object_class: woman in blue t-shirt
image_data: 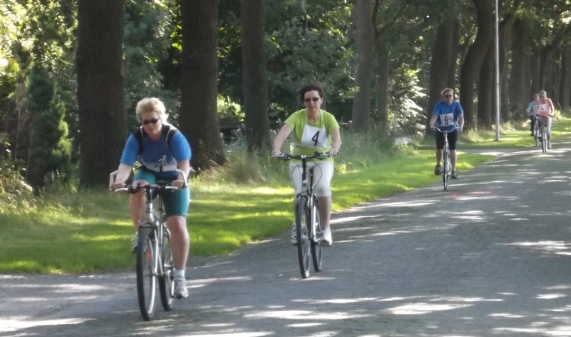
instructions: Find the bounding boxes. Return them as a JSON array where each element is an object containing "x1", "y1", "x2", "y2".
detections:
[
  {"x1": 111, "y1": 97, "x2": 192, "y2": 299},
  {"x1": 428, "y1": 88, "x2": 464, "y2": 179}
]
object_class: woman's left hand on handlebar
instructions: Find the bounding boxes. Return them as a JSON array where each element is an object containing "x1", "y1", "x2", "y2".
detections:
[{"x1": 329, "y1": 147, "x2": 340, "y2": 156}]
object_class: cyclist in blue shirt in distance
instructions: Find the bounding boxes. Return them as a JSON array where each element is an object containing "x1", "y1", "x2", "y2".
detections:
[
  {"x1": 526, "y1": 94, "x2": 539, "y2": 136},
  {"x1": 428, "y1": 88, "x2": 464, "y2": 179}
]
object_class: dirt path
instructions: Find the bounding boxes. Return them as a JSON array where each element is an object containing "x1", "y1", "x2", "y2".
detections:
[{"x1": 3, "y1": 142, "x2": 571, "y2": 336}]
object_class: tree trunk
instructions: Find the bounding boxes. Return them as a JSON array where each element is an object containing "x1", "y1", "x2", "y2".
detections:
[
  {"x1": 559, "y1": 46, "x2": 571, "y2": 110},
  {"x1": 509, "y1": 19, "x2": 530, "y2": 120},
  {"x1": 551, "y1": 49, "x2": 561, "y2": 107},
  {"x1": 539, "y1": 46, "x2": 553, "y2": 92},
  {"x1": 180, "y1": 0, "x2": 226, "y2": 170},
  {"x1": 499, "y1": 16, "x2": 515, "y2": 123},
  {"x1": 478, "y1": 44, "x2": 494, "y2": 129},
  {"x1": 241, "y1": 0, "x2": 270, "y2": 153},
  {"x1": 351, "y1": 0, "x2": 375, "y2": 132},
  {"x1": 448, "y1": 19, "x2": 461, "y2": 88},
  {"x1": 530, "y1": 49, "x2": 541, "y2": 97},
  {"x1": 427, "y1": 20, "x2": 455, "y2": 133},
  {"x1": 375, "y1": 40, "x2": 389, "y2": 132},
  {"x1": 459, "y1": 0, "x2": 494, "y2": 130},
  {"x1": 76, "y1": 0, "x2": 126, "y2": 187}
]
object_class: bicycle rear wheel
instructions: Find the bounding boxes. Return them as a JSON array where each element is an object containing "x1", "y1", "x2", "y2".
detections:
[
  {"x1": 158, "y1": 225, "x2": 174, "y2": 311},
  {"x1": 136, "y1": 227, "x2": 157, "y2": 321},
  {"x1": 542, "y1": 128, "x2": 547, "y2": 153},
  {"x1": 310, "y1": 197, "x2": 323, "y2": 272},
  {"x1": 295, "y1": 197, "x2": 310, "y2": 279}
]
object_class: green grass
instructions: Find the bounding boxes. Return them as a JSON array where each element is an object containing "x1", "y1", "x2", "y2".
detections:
[{"x1": 8, "y1": 117, "x2": 571, "y2": 274}]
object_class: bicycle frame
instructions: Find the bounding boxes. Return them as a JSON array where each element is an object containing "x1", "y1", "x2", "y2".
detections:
[
  {"x1": 109, "y1": 168, "x2": 187, "y2": 320},
  {"x1": 278, "y1": 152, "x2": 329, "y2": 278},
  {"x1": 434, "y1": 127, "x2": 458, "y2": 191}
]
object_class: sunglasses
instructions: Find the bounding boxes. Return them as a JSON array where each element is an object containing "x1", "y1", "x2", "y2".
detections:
[
  {"x1": 142, "y1": 118, "x2": 159, "y2": 125},
  {"x1": 304, "y1": 97, "x2": 320, "y2": 103},
  {"x1": 444, "y1": 95, "x2": 453, "y2": 98}
]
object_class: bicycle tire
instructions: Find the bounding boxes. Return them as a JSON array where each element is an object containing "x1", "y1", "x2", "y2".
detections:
[
  {"x1": 295, "y1": 197, "x2": 310, "y2": 279},
  {"x1": 542, "y1": 128, "x2": 547, "y2": 153},
  {"x1": 442, "y1": 150, "x2": 449, "y2": 191},
  {"x1": 310, "y1": 196, "x2": 323, "y2": 272},
  {"x1": 534, "y1": 128, "x2": 538, "y2": 147},
  {"x1": 158, "y1": 225, "x2": 174, "y2": 311},
  {"x1": 136, "y1": 227, "x2": 157, "y2": 321}
]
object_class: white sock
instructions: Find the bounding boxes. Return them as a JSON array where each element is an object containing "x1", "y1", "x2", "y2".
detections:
[{"x1": 173, "y1": 269, "x2": 185, "y2": 280}]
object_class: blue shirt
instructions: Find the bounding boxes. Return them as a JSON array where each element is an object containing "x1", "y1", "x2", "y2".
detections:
[
  {"x1": 526, "y1": 101, "x2": 536, "y2": 116},
  {"x1": 120, "y1": 129, "x2": 191, "y2": 180},
  {"x1": 433, "y1": 100, "x2": 463, "y2": 132}
]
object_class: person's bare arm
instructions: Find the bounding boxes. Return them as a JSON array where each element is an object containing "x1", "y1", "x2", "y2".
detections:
[
  {"x1": 330, "y1": 128, "x2": 341, "y2": 156},
  {"x1": 429, "y1": 115, "x2": 438, "y2": 129},
  {"x1": 111, "y1": 163, "x2": 132, "y2": 190},
  {"x1": 272, "y1": 124, "x2": 293, "y2": 157}
]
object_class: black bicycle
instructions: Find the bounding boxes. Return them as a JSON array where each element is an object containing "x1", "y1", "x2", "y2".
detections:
[
  {"x1": 110, "y1": 170, "x2": 186, "y2": 321},
  {"x1": 434, "y1": 127, "x2": 458, "y2": 191},
  {"x1": 277, "y1": 152, "x2": 329, "y2": 279}
]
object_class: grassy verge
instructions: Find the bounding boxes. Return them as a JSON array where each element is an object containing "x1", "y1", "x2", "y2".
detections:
[{"x1": 11, "y1": 115, "x2": 571, "y2": 275}]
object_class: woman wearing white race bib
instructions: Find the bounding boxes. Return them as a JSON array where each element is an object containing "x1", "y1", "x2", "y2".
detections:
[
  {"x1": 536, "y1": 90, "x2": 555, "y2": 149},
  {"x1": 429, "y1": 88, "x2": 464, "y2": 179},
  {"x1": 272, "y1": 82, "x2": 342, "y2": 246}
]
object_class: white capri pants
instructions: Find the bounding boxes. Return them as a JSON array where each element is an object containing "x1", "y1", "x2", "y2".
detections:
[{"x1": 289, "y1": 161, "x2": 334, "y2": 197}]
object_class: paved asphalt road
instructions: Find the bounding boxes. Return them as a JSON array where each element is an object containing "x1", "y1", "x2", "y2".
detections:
[{"x1": 3, "y1": 143, "x2": 571, "y2": 337}]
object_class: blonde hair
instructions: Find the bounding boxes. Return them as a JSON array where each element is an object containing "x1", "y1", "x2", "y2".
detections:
[
  {"x1": 539, "y1": 90, "x2": 547, "y2": 97},
  {"x1": 135, "y1": 97, "x2": 168, "y2": 122},
  {"x1": 441, "y1": 88, "x2": 454, "y2": 97}
]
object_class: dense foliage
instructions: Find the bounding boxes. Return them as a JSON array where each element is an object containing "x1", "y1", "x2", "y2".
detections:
[{"x1": 0, "y1": 0, "x2": 570, "y2": 191}]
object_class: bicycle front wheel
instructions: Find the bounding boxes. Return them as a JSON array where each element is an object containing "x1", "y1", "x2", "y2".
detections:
[
  {"x1": 442, "y1": 151, "x2": 449, "y2": 191},
  {"x1": 534, "y1": 128, "x2": 538, "y2": 147},
  {"x1": 136, "y1": 227, "x2": 157, "y2": 321},
  {"x1": 310, "y1": 197, "x2": 323, "y2": 272},
  {"x1": 295, "y1": 197, "x2": 310, "y2": 279},
  {"x1": 542, "y1": 129, "x2": 547, "y2": 153},
  {"x1": 158, "y1": 225, "x2": 174, "y2": 311}
]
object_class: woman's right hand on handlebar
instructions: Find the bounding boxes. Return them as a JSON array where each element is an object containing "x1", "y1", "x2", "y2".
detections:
[{"x1": 111, "y1": 181, "x2": 125, "y2": 191}]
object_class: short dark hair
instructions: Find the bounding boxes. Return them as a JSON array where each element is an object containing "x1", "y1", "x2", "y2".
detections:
[{"x1": 299, "y1": 82, "x2": 324, "y2": 102}]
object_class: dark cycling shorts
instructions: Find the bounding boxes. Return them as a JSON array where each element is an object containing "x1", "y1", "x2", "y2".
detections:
[
  {"x1": 134, "y1": 168, "x2": 190, "y2": 218},
  {"x1": 435, "y1": 129, "x2": 459, "y2": 150}
]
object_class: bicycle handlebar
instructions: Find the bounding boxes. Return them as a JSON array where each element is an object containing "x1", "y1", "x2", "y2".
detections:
[
  {"x1": 276, "y1": 152, "x2": 331, "y2": 160},
  {"x1": 433, "y1": 126, "x2": 460, "y2": 134},
  {"x1": 109, "y1": 168, "x2": 188, "y2": 191},
  {"x1": 113, "y1": 182, "x2": 179, "y2": 194}
]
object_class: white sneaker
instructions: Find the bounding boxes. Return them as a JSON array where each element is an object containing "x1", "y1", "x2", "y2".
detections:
[
  {"x1": 174, "y1": 278, "x2": 188, "y2": 299},
  {"x1": 548, "y1": 142, "x2": 552, "y2": 149},
  {"x1": 291, "y1": 222, "x2": 297, "y2": 245},
  {"x1": 322, "y1": 227, "x2": 332, "y2": 246}
]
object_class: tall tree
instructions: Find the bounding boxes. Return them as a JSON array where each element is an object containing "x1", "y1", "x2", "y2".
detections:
[
  {"x1": 26, "y1": 66, "x2": 71, "y2": 196},
  {"x1": 180, "y1": 0, "x2": 225, "y2": 170},
  {"x1": 427, "y1": 19, "x2": 456, "y2": 132},
  {"x1": 241, "y1": 0, "x2": 270, "y2": 153},
  {"x1": 351, "y1": 0, "x2": 375, "y2": 132},
  {"x1": 509, "y1": 19, "x2": 531, "y2": 119},
  {"x1": 76, "y1": 0, "x2": 126, "y2": 187},
  {"x1": 459, "y1": 0, "x2": 493, "y2": 130}
]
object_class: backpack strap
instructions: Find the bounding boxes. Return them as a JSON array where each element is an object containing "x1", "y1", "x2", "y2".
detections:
[
  {"x1": 134, "y1": 126, "x2": 144, "y2": 155},
  {"x1": 163, "y1": 124, "x2": 178, "y2": 152},
  {"x1": 134, "y1": 124, "x2": 178, "y2": 156}
]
